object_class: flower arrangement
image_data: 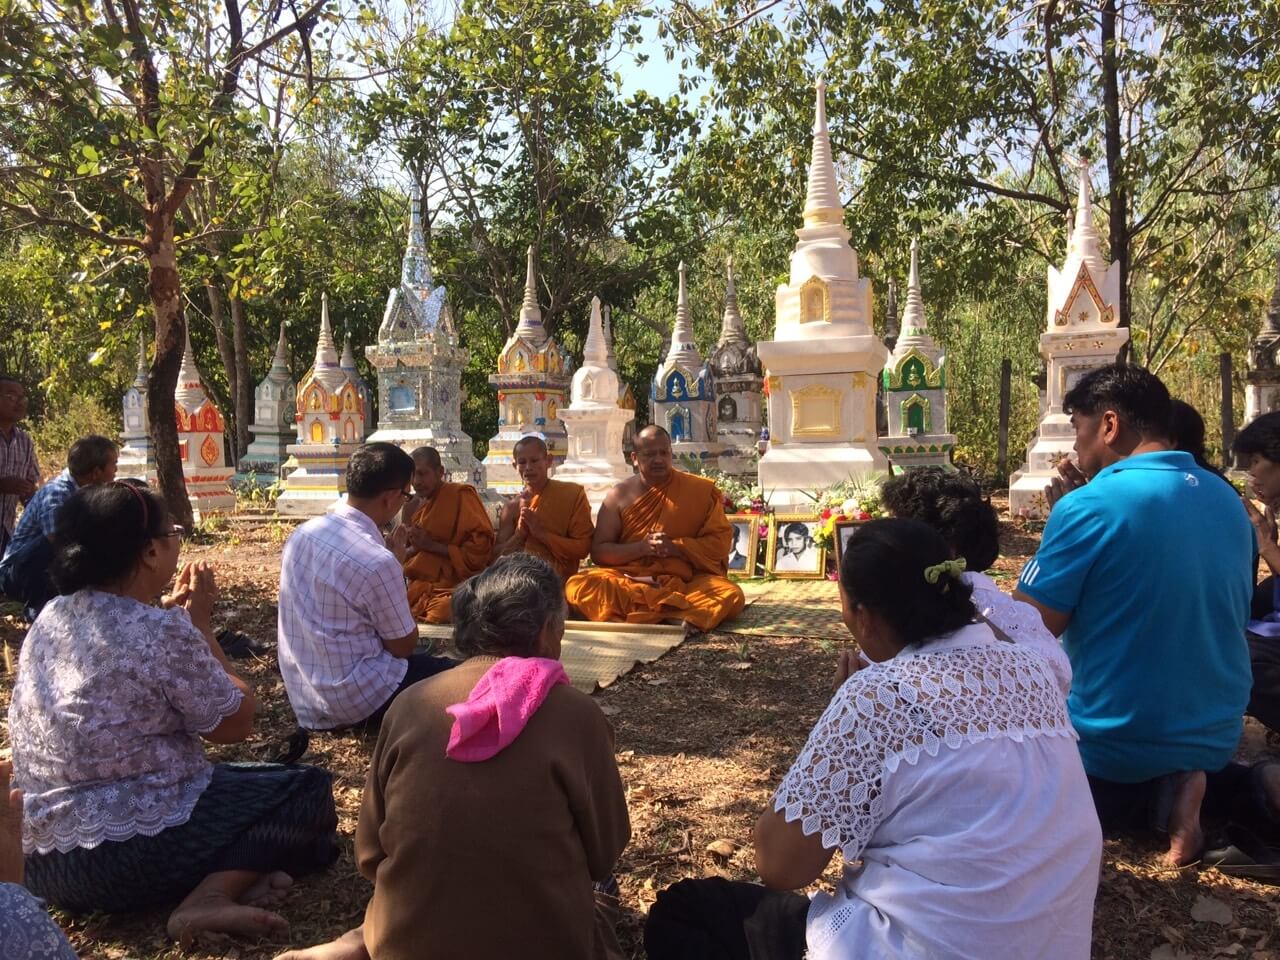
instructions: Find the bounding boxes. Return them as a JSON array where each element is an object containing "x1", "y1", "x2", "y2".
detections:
[{"x1": 809, "y1": 477, "x2": 886, "y2": 550}]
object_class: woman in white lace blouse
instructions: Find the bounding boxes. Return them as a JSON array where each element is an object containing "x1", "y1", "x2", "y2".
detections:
[
  {"x1": 8, "y1": 482, "x2": 338, "y2": 947},
  {"x1": 645, "y1": 518, "x2": 1101, "y2": 960}
]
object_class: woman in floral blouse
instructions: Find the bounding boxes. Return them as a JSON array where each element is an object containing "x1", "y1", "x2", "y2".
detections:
[{"x1": 8, "y1": 482, "x2": 337, "y2": 946}]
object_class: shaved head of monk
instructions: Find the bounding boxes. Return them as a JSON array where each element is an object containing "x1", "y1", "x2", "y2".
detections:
[
  {"x1": 410, "y1": 446, "x2": 447, "y2": 498},
  {"x1": 513, "y1": 435, "x2": 551, "y2": 492},
  {"x1": 633, "y1": 425, "x2": 674, "y2": 484}
]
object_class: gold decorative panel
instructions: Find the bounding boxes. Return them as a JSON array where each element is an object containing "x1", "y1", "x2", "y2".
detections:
[
  {"x1": 790, "y1": 384, "x2": 843, "y2": 439},
  {"x1": 799, "y1": 276, "x2": 830, "y2": 324}
]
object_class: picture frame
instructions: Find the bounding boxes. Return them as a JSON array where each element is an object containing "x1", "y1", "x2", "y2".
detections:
[
  {"x1": 833, "y1": 518, "x2": 869, "y2": 576},
  {"x1": 724, "y1": 513, "x2": 762, "y2": 579},
  {"x1": 766, "y1": 513, "x2": 827, "y2": 579}
]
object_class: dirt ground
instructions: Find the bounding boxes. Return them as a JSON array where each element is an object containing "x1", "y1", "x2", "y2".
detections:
[{"x1": 1, "y1": 506, "x2": 1278, "y2": 959}]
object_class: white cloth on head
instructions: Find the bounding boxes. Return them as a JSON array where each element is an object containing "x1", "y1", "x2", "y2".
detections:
[
  {"x1": 774, "y1": 622, "x2": 1100, "y2": 960},
  {"x1": 8, "y1": 590, "x2": 243, "y2": 854},
  {"x1": 277, "y1": 502, "x2": 417, "y2": 729}
]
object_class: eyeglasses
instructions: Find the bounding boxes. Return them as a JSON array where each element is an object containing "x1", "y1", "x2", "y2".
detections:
[
  {"x1": 387, "y1": 488, "x2": 412, "y2": 500},
  {"x1": 161, "y1": 525, "x2": 184, "y2": 538}
]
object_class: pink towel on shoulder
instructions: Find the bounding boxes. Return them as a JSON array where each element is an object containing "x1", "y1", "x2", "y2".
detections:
[{"x1": 445, "y1": 657, "x2": 569, "y2": 762}]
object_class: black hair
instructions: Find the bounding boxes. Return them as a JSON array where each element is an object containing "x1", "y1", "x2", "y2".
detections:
[
  {"x1": 1234, "y1": 411, "x2": 1280, "y2": 465},
  {"x1": 0, "y1": 376, "x2": 23, "y2": 390},
  {"x1": 67, "y1": 435, "x2": 118, "y2": 478},
  {"x1": 1167, "y1": 398, "x2": 1223, "y2": 476},
  {"x1": 880, "y1": 467, "x2": 1000, "y2": 571},
  {"x1": 1062, "y1": 363, "x2": 1172, "y2": 439},
  {"x1": 782, "y1": 521, "x2": 809, "y2": 541},
  {"x1": 50, "y1": 482, "x2": 170, "y2": 594},
  {"x1": 346, "y1": 442, "x2": 415, "y2": 498},
  {"x1": 451, "y1": 554, "x2": 566, "y2": 658},
  {"x1": 839, "y1": 518, "x2": 975, "y2": 647}
]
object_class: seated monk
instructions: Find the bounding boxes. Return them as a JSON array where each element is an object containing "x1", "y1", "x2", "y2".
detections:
[
  {"x1": 401, "y1": 447, "x2": 494, "y2": 623},
  {"x1": 565, "y1": 425, "x2": 744, "y2": 634},
  {"x1": 494, "y1": 435, "x2": 593, "y2": 581}
]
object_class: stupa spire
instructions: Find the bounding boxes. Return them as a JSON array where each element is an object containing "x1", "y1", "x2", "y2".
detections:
[
  {"x1": 802, "y1": 78, "x2": 843, "y2": 228},
  {"x1": 584, "y1": 296, "x2": 609, "y2": 365},
  {"x1": 340, "y1": 334, "x2": 358, "y2": 371},
  {"x1": 718, "y1": 256, "x2": 748, "y2": 346},
  {"x1": 1265, "y1": 254, "x2": 1280, "y2": 335},
  {"x1": 884, "y1": 278, "x2": 900, "y2": 347},
  {"x1": 515, "y1": 245, "x2": 547, "y2": 341},
  {"x1": 132, "y1": 333, "x2": 148, "y2": 388},
  {"x1": 316, "y1": 293, "x2": 339, "y2": 368},
  {"x1": 269, "y1": 321, "x2": 289, "y2": 375},
  {"x1": 666, "y1": 261, "x2": 700, "y2": 362},
  {"x1": 901, "y1": 238, "x2": 928, "y2": 337},
  {"x1": 401, "y1": 183, "x2": 434, "y2": 289},
  {"x1": 175, "y1": 322, "x2": 207, "y2": 409},
  {"x1": 1068, "y1": 159, "x2": 1107, "y2": 275}
]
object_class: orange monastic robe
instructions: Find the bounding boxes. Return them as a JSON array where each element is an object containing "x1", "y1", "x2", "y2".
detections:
[
  {"x1": 403, "y1": 483, "x2": 495, "y2": 623},
  {"x1": 565, "y1": 470, "x2": 745, "y2": 632},
  {"x1": 520, "y1": 479, "x2": 594, "y2": 581}
]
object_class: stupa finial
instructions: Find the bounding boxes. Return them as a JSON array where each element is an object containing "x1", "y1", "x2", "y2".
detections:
[
  {"x1": 1068, "y1": 158, "x2": 1106, "y2": 275},
  {"x1": 584, "y1": 296, "x2": 609, "y2": 364},
  {"x1": 515, "y1": 245, "x2": 546, "y2": 340},
  {"x1": 401, "y1": 182, "x2": 434, "y2": 289},
  {"x1": 132, "y1": 333, "x2": 148, "y2": 387},
  {"x1": 718, "y1": 255, "x2": 747, "y2": 346},
  {"x1": 802, "y1": 77, "x2": 843, "y2": 228},
  {"x1": 316, "y1": 293, "x2": 339, "y2": 367},
  {"x1": 271, "y1": 321, "x2": 289, "y2": 371},
  {"x1": 901, "y1": 238, "x2": 928, "y2": 336}
]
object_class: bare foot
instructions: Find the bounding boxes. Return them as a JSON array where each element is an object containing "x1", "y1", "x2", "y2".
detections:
[
  {"x1": 1165, "y1": 770, "x2": 1206, "y2": 867},
  {"x1": 241, "y1": 871, "x2": 293, "y2": 908},
  {"x1": 274, "y1": 926, "x2": 368, "y2": 960},
  {"x1": 167, "y1": 894, "x2": 289, "y2": 948},
  {"x1": 0, "y1": 760, "x2": 24, "y2": 885}
]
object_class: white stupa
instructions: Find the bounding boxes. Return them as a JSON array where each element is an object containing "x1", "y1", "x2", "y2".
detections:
[
  {"x1": 756, "y1": 78, "x2": 887, "y2": 500},
  {"x1": 879, "y1": 239, "x2": 956, "y2": 471},
  {"x1": 650, "y1": 262, "x2": 722, "y2": 467},
  {"x1": 1009, "y1": 160, "x2": 1128, "y2": 517},
  {"x1": 236, "y1": 321, "x2": 296, "y2": 487},
  {"x1": 557, "y1": 297, "x2": 636, "y2": 516},
  {"x1": 117, "y1": 334, "x2": 153, "y2": 480}
]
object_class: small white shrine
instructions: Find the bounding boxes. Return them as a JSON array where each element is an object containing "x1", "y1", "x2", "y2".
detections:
[
  {"x1": 557, "y1": 297, "x2": 636, "y2": 516},
  {"x1": 709, "y1": 258, "x2": 763, "y2": 477},
  {"x1": 236, "y1": 321, "x2": 296, "y2": 488},
  {"x1": 756, "y1": 78, "x2": 886, "y2": 501},
  {"x1": 277, "y1": 295, "x2": 366, "y2": 516},
  {"x1": 1009, "y1": 160, "x2": 1129, "y2": 517},
  {"x1": 483, "y1": 246, "x2": 571, "y2": 492},
  {"x1": 365, "y1": 186, "x2": 485, "y2": 487},
  {"x1": 879, "y1": 239, "x2": 956, "y2": 472},
  {"x1": 174, "y1": 328, "x2": 235, "y2": 517},
  {"x1": 1244, "y1": 256, "x2": 1280, "y2": 426},
  {"x1": 117, "y1": 335, "x2": 153, "y2": 480},
  {"x1": 650, "y1": 262, "x2": 722, "y2": 467},
  {"x1": 340, "y1": 335, "x2": 374, "y2": 440}
]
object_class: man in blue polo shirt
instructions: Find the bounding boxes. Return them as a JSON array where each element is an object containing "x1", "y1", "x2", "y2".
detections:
[{"x1": 1014, "y1": 364, "x2": 1254, "y2": 866}]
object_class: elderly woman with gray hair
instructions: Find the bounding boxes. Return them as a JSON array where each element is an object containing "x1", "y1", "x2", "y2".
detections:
[{"x1": 276, "y1": 554, "x2": 631, "y2": 960}]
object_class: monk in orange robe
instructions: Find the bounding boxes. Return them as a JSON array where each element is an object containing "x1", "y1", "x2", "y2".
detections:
[
  {"x1": 494, "y1": 436, "x2": 593, "y2": 581},
  {"x1": 565, "y1": 425, "x2": 745, "y2": 634},
  {"x1": 401, "y1": 447, "x2": 494, "y2": 623}
]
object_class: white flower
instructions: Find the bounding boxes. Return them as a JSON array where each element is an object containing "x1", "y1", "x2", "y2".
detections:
[{"x1": 841, "y1": 498, "x2": 860, "y2": 515}]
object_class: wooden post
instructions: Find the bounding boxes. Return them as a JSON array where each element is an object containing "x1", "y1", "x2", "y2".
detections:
[
  {"x1": 997, "y1": 358, "x2": 1013, "y2": 478},
  {"x1": 1220, "y1": 352, "x2": 1235, "y2": 471}
]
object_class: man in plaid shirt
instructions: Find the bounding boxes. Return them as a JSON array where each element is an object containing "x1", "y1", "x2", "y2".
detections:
[{"x1": 0, "y1": 377, "x2": 39, "y2": 557}]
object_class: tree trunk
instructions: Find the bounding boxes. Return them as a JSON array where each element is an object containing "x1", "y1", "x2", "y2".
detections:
[
  {"x1": 1101, "y1": 0, "x2": 1129, "y2": 333},
  {"x1": 230, "y1": 294, "x2": 252, "y2": 461},
  {"x1": 145, "y1": 214, "x2": 195, "y2": 530},
  {"x1": 204, "y1": 280, "x2": 240, "y2": 466}
]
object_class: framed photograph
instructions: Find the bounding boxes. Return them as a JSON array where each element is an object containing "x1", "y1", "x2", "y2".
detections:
[
  {"x1": 766, "y1": 513, "x2": 827, "y2": 579},
  {"x1": 725, "y1": 514, "x2": 762, "y2": 579},
  {"x1": 833, "y1": 519, "x2": 869, "y2": 576}
]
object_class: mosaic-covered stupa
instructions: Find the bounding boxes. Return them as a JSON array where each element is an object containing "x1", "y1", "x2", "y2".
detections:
[
  {"x1": 117, "y1": 334, "x2": 153, "y2": 480},
  {"x1": 651, "y1": 262, "x2": 722, "y2": 467},
  {"x1": 235, "y1": 321, "x2": 296, "y2": 487},
  {"x1": 708, "y1": 257, "x2": 763, "y2": 477}
]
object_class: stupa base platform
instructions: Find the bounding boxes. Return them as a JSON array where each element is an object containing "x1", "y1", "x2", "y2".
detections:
[{"x1": 758, "y1": 443, "x2": 887, "y2": 504}]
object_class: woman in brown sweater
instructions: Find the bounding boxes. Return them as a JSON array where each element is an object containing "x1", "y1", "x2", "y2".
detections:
[{"x1": 277, "y1": 554, "x2": 631, "y2": 960}]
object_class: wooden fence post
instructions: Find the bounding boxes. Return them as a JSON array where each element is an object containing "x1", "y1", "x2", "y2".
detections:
[
  {"x1": 997, "y1": 358, "x2": 1013, "y2": 479},
  {"x1": 1220, "y1": 352, "x2": 1235, "y2": 471}
]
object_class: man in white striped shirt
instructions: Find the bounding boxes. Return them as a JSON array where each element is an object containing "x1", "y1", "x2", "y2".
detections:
[{"x1": 278, "y1": 443, "x2": 455, "y2": 730}]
